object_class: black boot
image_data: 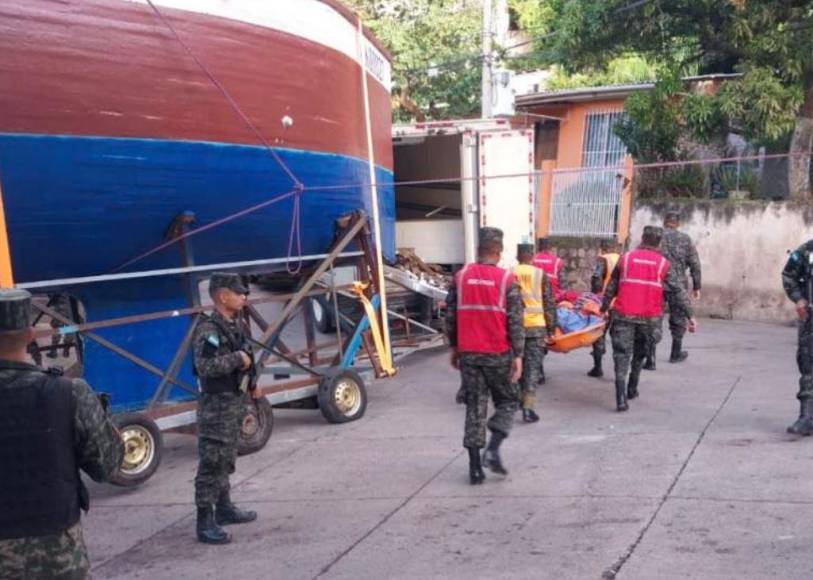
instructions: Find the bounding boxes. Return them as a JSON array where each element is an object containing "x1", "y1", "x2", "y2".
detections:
[
  {"x1": 455, "y1": 385, "x2": 465, "y2": 405},
  {"x1": 787, "y1": 398, "x2": 813, "y2": 436},
  {"x1": 468, "y1": 447, "x2": 485, "y2": 485},
  {"x1": 615, "y1": 379, "x2": 628, "y2": 412},
  {"x1": 197, "y1": 506, "x2": 231, "y2": 544},
  {"x1": 627, "y1": 372, "x2": 640, "y2": 400},
  {"x1": 587, "y1": 353, "x2": 603, "y2": 378},
  {"x1": 215, "y1": 493, "x2": 258, "y2": 526},
  {"x1": 522, "y1": 408, "x2": 540, "y2": 423},
  {"x1": 669, "y1": 338, "x2": 688, "y2": 363},
  {"x1": 483, "y1": 430, "x2": 508, "y2": 475},
  {"x1": 643, "y1": 347, "x2": 656, "y2": 371}
]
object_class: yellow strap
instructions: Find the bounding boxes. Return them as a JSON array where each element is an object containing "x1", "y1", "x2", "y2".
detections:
[{"x1": 352, "y1": 282, "x2": 395, "y2": 377}]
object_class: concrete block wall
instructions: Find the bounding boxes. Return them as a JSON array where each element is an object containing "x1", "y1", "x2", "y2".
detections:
[{"x1": 631, "y1": 201, "x2": 813, "y2": 323}]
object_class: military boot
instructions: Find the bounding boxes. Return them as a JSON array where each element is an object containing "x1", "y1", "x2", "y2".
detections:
[
  {"x1": 615, "y1": 378, "x2": 628, "y2": 412},
  {"x1": 669, "y1": 338, "x2": 688, "y2": 363},
  {"x1": 643, "y1": 347, "x2": 656, "y2": 371},
  {"x1": 215, "y1": 492, "x2": 258, "y2": 526},
  {"x1": 587, "y1": 353, "x2": 603, "y2": 378},
  {"x1": 627, "y1": 372, "x2": 640, "y2": 400},
  {"x1": 197, "y1": 506, "x2": 231, "y2": 544},
  {"x1": 787, "y1": 398, "x2": 813, "y2": 436},
  {"x1": 483, "y1": 430, "x2": 508, "y2": 475},
  {"x1": 522, "y1": 408, "x2": 540, "y2": 423},
  {"x1": 468, "y1": 447, "x2": 485, "y2": 485}
]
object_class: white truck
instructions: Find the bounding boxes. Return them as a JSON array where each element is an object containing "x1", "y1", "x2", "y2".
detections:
[{"x1": 392, "y1": 118, "x2": 536, "y2": 270}]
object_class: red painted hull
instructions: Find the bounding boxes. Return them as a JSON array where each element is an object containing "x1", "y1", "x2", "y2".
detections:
[{"x1": 0, "y1": 0, "x2": 393, "y2": 168}]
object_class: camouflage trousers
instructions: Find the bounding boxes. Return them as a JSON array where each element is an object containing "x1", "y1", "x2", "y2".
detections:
[
  {"x1": 797, "y1": 320, "x2": 813, "y2": 401},
  {"x1": 611, "y1": 318, "x2": 662, "y2": 382},
  {"x1": 195, "y1": 391, "x2": 245, "y2": 508},
  {"x1": 665, "y1": 281, "x2": 689, "y2": 341},
  {"x1": 519, "y1": 331, "x2": 546, "y2": 410},
  {"x1": 0, "y1": 522, "x2": 89, "y2": 580},
  {"x1": 461, "y1": 359, "x2": 519, "y2": 449}
]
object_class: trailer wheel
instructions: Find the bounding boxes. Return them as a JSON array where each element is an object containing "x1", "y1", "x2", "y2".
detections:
[
  {"x1": 318, "y1": 369, "x2": 367, "y2": 424},
  {"x1": 237, "y1": 396, "x2": 274, "y2": 456},
  {"x1": 110, "y1": 413, "x2": 163, "y2": 487},
  {"x1": 312, "y1": 295, "x2": 335, "y2": 334}
]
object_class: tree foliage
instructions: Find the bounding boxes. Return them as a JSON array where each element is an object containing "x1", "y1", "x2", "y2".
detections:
[
  {"x1": 544, "y1": 0, "x2": 813, "y2": 168},
  {"x1": 346, "y1": 0, "x2": 483, "y2": 122}
]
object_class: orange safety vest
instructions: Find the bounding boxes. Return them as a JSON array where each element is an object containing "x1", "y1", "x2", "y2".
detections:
[{"x1": 600, "y1": 252, "x2": 621, "y2": 293}]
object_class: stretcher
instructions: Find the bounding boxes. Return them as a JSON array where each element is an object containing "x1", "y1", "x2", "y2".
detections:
[{"x1": 547, "y1": 321, "x2": 607, "y2": 354}]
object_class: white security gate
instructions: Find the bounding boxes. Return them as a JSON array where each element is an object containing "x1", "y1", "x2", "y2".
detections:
[{"x1": 548, "y1": 166, "x2": 625, "y2": 238}]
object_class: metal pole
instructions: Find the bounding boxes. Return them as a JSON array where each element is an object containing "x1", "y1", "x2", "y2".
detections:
[
  {"x1": 331, "y1": 260, "x2": 344, "y2": 360},
  {"x1": 481, "y1": 0, "x2": 493, "y2": 119},
  {"x1": 357, "y1": 17, "x2": 392, "y2": 370}
]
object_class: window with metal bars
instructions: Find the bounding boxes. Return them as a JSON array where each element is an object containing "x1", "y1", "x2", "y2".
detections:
[{"x1": 582, "y1": 110, "x2": 627, "y2": 167}]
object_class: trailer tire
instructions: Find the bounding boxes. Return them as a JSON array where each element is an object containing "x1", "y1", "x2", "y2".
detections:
[
  {"x1": 237, "y1": 396, "x2": 274, "y2": 456},
  {"x1": 318, "y1": 369, "x2": 367, "y2": 424},
  {"x1": 110, "y1": 413, "x2": 163, "y2": 487},
  {"x1": 312, "y1": 295, "x2": 335, "y2": 334}
]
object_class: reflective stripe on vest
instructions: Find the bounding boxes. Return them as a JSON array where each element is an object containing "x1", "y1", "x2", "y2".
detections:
[
  {"x1": 513, "y1": 264, "x2": 546, "y2": 328},
  {"x1": 533, "y1": 252, "x2": 562, "y2": 295},
  {"x1": 456, "y1": 263, "x2": 513, "y2": 354},
  {"x1": 601, "y1": 252, "x2": 621, "y2": 293},
  {"x1": 614, "y1": 249, "x2": 669, "y2": 318}
]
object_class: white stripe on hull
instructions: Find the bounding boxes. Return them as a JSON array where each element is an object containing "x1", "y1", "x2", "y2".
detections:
[{"x1": 121, "y1": 0, "x2": 392, "y2": 89}]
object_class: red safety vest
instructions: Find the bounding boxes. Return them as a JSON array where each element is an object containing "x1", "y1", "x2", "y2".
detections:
[
  {"x1": 532, "y1": 252, "x2": 564, "y2": 295},
  {"x1": 614, "y1": 249, "x2": 670, "y2": 318},
  {"x1": 455, "y1": 263, "x2": 514, "y2": 354}
]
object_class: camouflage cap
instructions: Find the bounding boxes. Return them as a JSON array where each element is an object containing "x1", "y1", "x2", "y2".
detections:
[
  {"x1": 517, "y1": 243, "x2": 535, "y2": 254},
  {"x1": 209, "y1": 272, "x2": 249, "y2": 296},
  {"x1": 0, "y1": 288, "x2": 32, "y2": 332},
  {"x1": 479, "y1": 227, "x2": 504, "y2": 244}
]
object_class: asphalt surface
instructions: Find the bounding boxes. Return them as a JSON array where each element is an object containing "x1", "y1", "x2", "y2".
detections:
[{"x1": 84, "y1": 318, "x2": 813, "y2": 580}]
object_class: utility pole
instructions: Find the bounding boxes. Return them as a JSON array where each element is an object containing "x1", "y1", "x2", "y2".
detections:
[{"x1": 481, "y1": 0, "x2": 493, "y2": 118}]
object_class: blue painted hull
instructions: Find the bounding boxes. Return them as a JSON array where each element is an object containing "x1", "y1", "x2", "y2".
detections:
[{"x1": 0, "y1": 134, "x2": 395, "y2": 411}]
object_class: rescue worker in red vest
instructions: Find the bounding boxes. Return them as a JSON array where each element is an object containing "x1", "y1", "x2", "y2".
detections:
[
  {"x1": 602, "y1": 226, "x2": 696, "y2": 411},
  {"x1": 533, "y1": 238, "x2": 565, "y2": 298},
  {"x1": 513, "y1": 243, "x2": 558, "y2": 422},
  {"x1": 587, "y1": 239, "x2": 622, "y2": 378},
  {"x1": 446, "y1": 227, "x2": 525, "y2": 484}
]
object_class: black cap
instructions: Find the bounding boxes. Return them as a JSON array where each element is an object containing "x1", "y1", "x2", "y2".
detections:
[
  {"x1": 209, "y1": 273, "x2": 249, "y2": 296},
  {"x1": 517, "y1": 243, "x2": 535, "y2": 253},
  {"x1": 0, "y1": 288, "x2": 32, "y2": 332}
]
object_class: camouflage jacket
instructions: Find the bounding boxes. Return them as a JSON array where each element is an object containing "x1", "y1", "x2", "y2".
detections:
[
  {"x1": 445, "y1": 263, "x2": 525, "y2": 365},
  {"x1": 661, "y1": 227, "x2": 702, "y2": 290},
  {"x1": 0, "y1": 361, "x2": 123, "y2": 579},
  {"x1": 193, "y1": 310, "x2": 252, "y2": 381},
  {"x1": 782, "y1": 240, "x2": 813, "y2": 304},
  {"x1": 603, "y1": 247, "x2": 693, "y2": 324}
]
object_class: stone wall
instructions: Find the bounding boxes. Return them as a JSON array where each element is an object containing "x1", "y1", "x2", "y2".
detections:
[
  {"x1": 631, "y1": 201, "x2": 813, "y2": 323},
  {"x1": 546, "y1": 237, "x2": 606, "y2": 293}
]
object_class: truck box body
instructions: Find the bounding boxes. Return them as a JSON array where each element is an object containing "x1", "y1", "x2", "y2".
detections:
[{"x1": 393, "y1": 119, "x2": 535, "y2": 269}]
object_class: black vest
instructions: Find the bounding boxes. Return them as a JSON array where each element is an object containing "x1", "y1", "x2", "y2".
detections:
[
  {"x1": 0, "y1": 369, "x2": 84, "y2": 539},
  {"x1": 196, "y1": 315, "x2": 247, "y2": 394}
]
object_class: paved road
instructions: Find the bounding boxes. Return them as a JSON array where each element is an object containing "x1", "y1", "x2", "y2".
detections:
[{"x1": 85, "y1": 319, "x2": 813, "y2": 579}]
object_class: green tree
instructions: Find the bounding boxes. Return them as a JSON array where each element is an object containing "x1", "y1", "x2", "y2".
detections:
[
  {"x1": 546, "y1": 0, "x2": 813, "y2": 198},
  {"x1": 347, "y1": 0, "x2": 483, "y2": 122}
]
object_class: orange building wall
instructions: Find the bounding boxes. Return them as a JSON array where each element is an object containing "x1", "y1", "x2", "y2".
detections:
[{"x1": 553, "y1": 98, "x2": 626, "y2": 168}]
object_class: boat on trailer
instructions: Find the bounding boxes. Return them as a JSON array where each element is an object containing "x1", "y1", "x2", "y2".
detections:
[{"x1": 0, "y1": 0, "x2": 415, "y2": 484}]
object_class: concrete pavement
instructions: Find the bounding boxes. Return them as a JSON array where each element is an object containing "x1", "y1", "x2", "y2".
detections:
[{"x1": 85, "y1": 319, "x2": 813, "y2": 579}]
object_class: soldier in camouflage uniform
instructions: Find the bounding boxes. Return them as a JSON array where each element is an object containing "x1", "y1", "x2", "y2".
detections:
[
  {"x1": 0, "y1": 289, "x2": 123, "y2": 580},
  {"x1": 645, "y1": 212, "x2": 702, "y2": 368},
  {"x1": 513, "y1": 243, "x2": 558, "y2": 423},
  {"x1": 603, "y1": 227, "x2": 695, "y2": 411},
  {"x1": 193, "y1": 273, "x2": 259, "y2": 545},
  {"x1": 588, "y1": 239, "x2": 621, "y2": 378},
  {"x1": 446, "y1": 228, "x2": 525, "y2": 484},
  {"x1": 782, "y1": 240, "x2": 813, "y2": 436}
]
